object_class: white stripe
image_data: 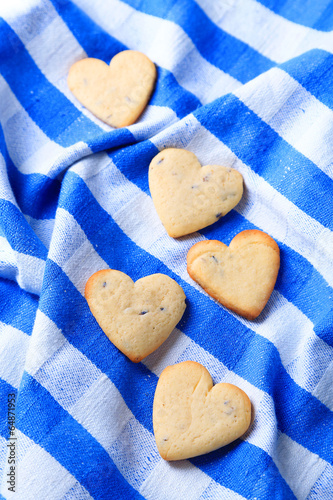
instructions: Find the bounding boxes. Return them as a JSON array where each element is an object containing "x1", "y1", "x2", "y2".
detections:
[
  {"x1": 199, "y1": 479, "x2": 246, "y2": 500},
  {"x1": 60, "y1": 482, "x2": 93, "y2": 500},
  {"x1": 69, "y1": 374, "x2": 133, "y2": 450},
  {"x1": 195, "y1": 0, "x2": 333, "y2": 64},
  {"x1": 12, "y1": 251, "x2": 45, "y2": 296},
  {"x1": 0, "y1": 0, "x2": 50, "y2": 28},
  {"x1": 72, "y1": 0, "x2": 240, "y2": 103},
  {"x1": 149, "y1": 115, "x2": 333, "y2": 287},
  {"x1": 24, "y1": 215, "x2": 55, "y2": 250},
  {"x1": 0, "y1": 237, "x2": 18, "y2": 282},
  {"x1": 307, "y1": 463, "x2": 333, "y2": 499},
  {"x1": 0, "y1": 435, "x2": 8, "y2": 475},
  {"x1": 233, "y1": 67, "x2": 333, "y2": 178},
  {"x1": 142, "y1": 327, "x2": 191, "y2": 377},
  {"x1": 0, "y1": 75, "x2": 65, "y2": 177},
  {"x1": 272, "y1": 432, "x2": 327, "y2": 500},
  {"x1": 0, "y1": 236, "x2": 45, "y2": 296},
  {"x1": 128, "y1": 105, "x2": 179, "y2": 142},
  {"x1": 107, "y1": 415, "x2": 161, "y2": 490},
  {"x1": 0, "y1": 322, "x2": 29, "y2": 389}
]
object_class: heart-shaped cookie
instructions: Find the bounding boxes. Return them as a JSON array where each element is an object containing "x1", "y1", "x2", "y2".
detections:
[
  {"x1": 148, "y1": 148, "x2": 243, "y2": 238},
  {"x1": 153, "y1": 361, "x2": 251, "y2": 461},
  {"x1": 187, "y1": 230, "x2": 280, "y2": 320},
  {"x1": 68, "y1": 50, "x2": 156, "y2": 128},
  {"x1": 85, "y1": 270, "x2": 186, "y2": 362}
]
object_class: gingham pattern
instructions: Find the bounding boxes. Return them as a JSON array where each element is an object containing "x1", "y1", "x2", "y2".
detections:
[{"x1": 0, "y1": 0, "x2": 332, "y2": 499}]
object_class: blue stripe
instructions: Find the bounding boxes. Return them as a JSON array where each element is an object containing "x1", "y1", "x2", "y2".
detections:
[
  {"x1": 50, "y1": 0, "x2": 201, "y2": 117},
  {"x1": 17, "y1": 373, "x2": 145, "y2": 500},
  {"x1": 0, "y1": 199, "x2": 47, "y2": 260},
  {"x1": 0, "y1": 125, "x2": 59, "y2": 220},
  {"x1": 50, "y1": 0, "x2": 127, "y2": 63},
  {"x1": 194, "y1": 93, "x2": 333, "y2": 230},
  {"x1": 53, "y1": 173, "x2": 333, "y2": 464},
  {"x1": 108, "y1": 141, "x2": 333, "y2": 328},
  {"x1": 0, "y1": 278, "x2": 38, "y2": 335},
  {"x1": 256, "y1": 0, "x2": 333, "y2": 32},
  {"x1": 121, "y1": 0, "x2": 274, "y2": 83},
  {"x1": 38, "y1": 261, "x2": 293, "y2": 498},
  {"x1": 192, "y1": 440, "x2": 296, "y2": 499},
  {"x1": 280, "y1": 50, "x2": 333, "y2": 111}
]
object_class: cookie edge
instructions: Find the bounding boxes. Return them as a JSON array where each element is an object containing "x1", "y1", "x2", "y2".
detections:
[{"x1": 187, "y1": 231, "x2": 280, "y2": 320}]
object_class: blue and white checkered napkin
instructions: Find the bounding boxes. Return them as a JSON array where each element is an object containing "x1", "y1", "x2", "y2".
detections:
[{"x1": 0, "y1": 0, "x2": 332, "y2": 498}]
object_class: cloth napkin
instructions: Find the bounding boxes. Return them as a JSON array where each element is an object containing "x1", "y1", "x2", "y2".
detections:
[{"x1": 0, "y1": 0, "x2": 332, "y2": 499}]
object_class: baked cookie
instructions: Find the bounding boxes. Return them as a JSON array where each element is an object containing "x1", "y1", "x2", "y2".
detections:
[
  {"x1": 187, "y1": 230, "x2": 280, "y2": 320},
  {"x1": 85, "y1": 270, "x2": 186, "y2": 362},
  {"x1": 68, "y1": 50, "x2": 156, "y2": 128},
  {"x1": 148, "y1": 148, "x2": 243, "y2": 238},
  {"x1": 153, "y1": 361, "x2": 251, "y2": 461}
]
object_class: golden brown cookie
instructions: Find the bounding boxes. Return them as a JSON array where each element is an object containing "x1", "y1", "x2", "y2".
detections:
[
  {"x1": 153, "y1": 361, "x2": 251, "y2": 461},
  {"x1": 148, "y1": 148, "x2": 243, "y2": 238},
  {"x1": 85, "y1": 270, "x2": 186, "y2": 362},
  {"x1": 187, "y1": 230, "x2": 280, "y2": 320},
  {"x1": 68, "y1": 50, "x2": 156, "y2": 128}
]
